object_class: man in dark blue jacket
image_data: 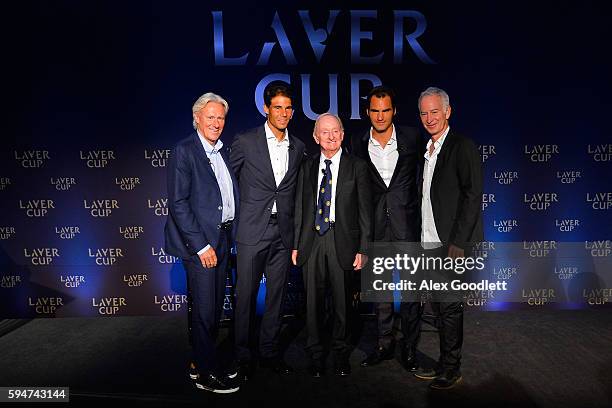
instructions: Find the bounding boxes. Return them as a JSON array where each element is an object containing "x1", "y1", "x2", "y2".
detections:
[{"x1": 165, "y1": 92, "x2": 240, "y2": 394}]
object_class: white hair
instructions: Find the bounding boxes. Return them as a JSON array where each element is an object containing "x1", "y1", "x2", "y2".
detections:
[
  {"x1": 418, "y1": 87, "x2": 450, "y2": 111},
  {"x1": 192, "y1": 92, "x2": 229, "y2": 129}
]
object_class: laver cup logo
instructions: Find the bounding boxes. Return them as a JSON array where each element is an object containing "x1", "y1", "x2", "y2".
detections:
[
  {"x1": 473, "y1": 241, "x2": 495, "y2": 258},
  {"x1": 24, "y1": 248, "x2": 60, "y2": 265},
  {"x1": 478, "y1": 144, "x2": 496, "y2": 163},
  {"x1": 482, "y1": 193, "x2": 495, "y2": 211},
  {"x1": 554, "y1": 266, "x2": 578, "y2": 280},
  {"x1": 465, "y1": 290, "x2": 494, "y2": 307},
  {"x1": 555, "y1": 219, "x2": 580, "y2": 232},
  {"x1": 55, "y1": 226, "x2": 80, "y2": 239},
  {"x1": 151, "y1": 247, "x2": 180, "y2": 264},
  {"x1": 123, "y1": 274, "x2": 148, "y2": 287},
  {"x1": 493, "y1": 265, "x2": 517, "y2": 280},
  {"x1": 524, "y1": 144, "x2": 559, "y2": 162},
  {"x1": 84, "y1": 199, "x2": 118, "y2": 217},
  {"x1": 92, "y1": 297, "x2": 126, "y2": 315},
  {"x1": 588, "y1": 144, "x2": 612, "y2": 161},
  {"x1": 88, "y1": 247, "x2": 124, "y2": 265},
  {"x1": 147, "y1": 198, "x2": 168, "y2": 216},
  {"x1": 14, "y1": 150, "x2": 50, "y2": 168},
  {"x1": 493, "y1": 171, "x2": 517, "y2": 185},
  {"x1": 523, "y1": 240, "x2": 556, "y2": 257},
  {"x1": 583, "y1": 289, "x2": 611, "y2": 305},
  {"x1": 19, "y1": 199, "x2": 54, "y2": 217},
  {"x1": 60, "y1": 275, "x2": 85, "y2": 288},
  {"x1": 524, "y1": 193, "x2": 558, "y2": 211},
  {"x1": 115, "y1": 177, "x2": 141, "y2": 191},
  {"x1": 0, "y1": 177, "x2": 11, "y2": 190},
  {"x1": 1, "y1": 275, "x2": 21, "y2": 288},
  {"x1": 556, "y1": 171, "x2": 581, "y2": 184},
  {"x1": 0, "y1": 226, "x2": 15, "y2": 240},
  {"x1": 154, "y1": 294, "x2": 188, "y2": 312},
  {"x1": 28, "y1": 297, "x2": 64, "y2": 315},
  {"x1": 119, "y1": 226, "x2": 144, "y2": 239},
  {"x1": 493, "y1": 219, "x2": 517, "y2": 233},
  {"x1": 50, "y1": 177, "x2": 77, "y2": 191},
  {"x1": 522, "y1": 288, "x2": 556, "y2": 306},
  {"x1": 80, "y1": 150, "x2": 115, "y2": 168},
  {"x1": 585, "y1": 240, "x2": 611, "y2": 257},
  {"x1": 145, "y1": 149, "x2": 171, "y2": 167},
  {"x1": 586, "y1": 192, "x2": 612, "y2": 210}
]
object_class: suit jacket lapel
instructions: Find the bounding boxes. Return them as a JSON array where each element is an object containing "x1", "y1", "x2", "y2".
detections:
[
  {"x1": 388, "y1": 129, "x2": 407, "y2": 187},
  {"x1": 432, "y1": 130, "x2": 456, "y2": 185},
  {"x1": 335, "y1": 150, "x2": 349, "y2": 198},
  {"x1": 192, "y1": 133, "x2": 216, "y2": 180},
  {"x1": 256, "y1": 125, "x2": 277, "y2": 188},
  {"x1": 310, "y1": 153, "x2": 320, "y2": 201}
]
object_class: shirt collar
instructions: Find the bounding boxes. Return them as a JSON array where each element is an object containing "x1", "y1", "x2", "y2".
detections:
[
  {"x1": 264, "y1": 121, "x2": 289, "y2": 144},
  {"x1": 426, "y1": 126, "x2": 450, "y2": 151},
  {"x1": 368, "y1": 124, "x2": 397, "y2": 147},
  {"x1": 197, "y1": 130, "x2": 223, "y2": 154},
  {"x1": 319, "y1": 148, "x2": 342, "y2": 168}
]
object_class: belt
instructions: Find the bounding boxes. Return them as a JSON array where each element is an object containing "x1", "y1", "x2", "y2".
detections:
[{"x1": 219, "y1": 220, "x2": 233, "y2": 230}]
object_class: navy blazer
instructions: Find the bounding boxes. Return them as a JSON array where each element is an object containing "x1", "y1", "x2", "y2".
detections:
[
  {"x1": 164, "y1": 133, "x2": 239, "y2": 259},
  {"x1": 230, "y1": 125, "x2": 305, "y2": 248}
]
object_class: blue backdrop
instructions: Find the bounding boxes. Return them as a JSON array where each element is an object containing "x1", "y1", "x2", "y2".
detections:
[{"x1": 1, "y1": 1, "x2": 611, "y2": 317}]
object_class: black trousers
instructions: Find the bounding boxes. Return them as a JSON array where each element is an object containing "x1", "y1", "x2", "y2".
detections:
[
  {"x1": 182, "y1": 228, "x2": 230, "y2": 375},
  {"x1": 372, "y1": 224, "x2": 401, "y2": 350},
  {"x1": 399, "y1": 246, "x2": 464, "y2": 370},
  {"x1": 303, "y1": 228, "x2": 352, "y2": 363},
  {"x1": 234, "y1": 220, "x2": 290, "y2": 362}
]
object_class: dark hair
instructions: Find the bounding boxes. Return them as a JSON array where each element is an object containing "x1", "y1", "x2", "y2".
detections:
[
  {"x1": 367, "y1": 85, "x2": 396, "y2": 109},
  {"x1": 263, "y1": 81, "x2": 293, "y2": 107}
]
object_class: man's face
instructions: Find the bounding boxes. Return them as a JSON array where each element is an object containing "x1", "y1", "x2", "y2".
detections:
[
  {"x1": 194, "y1": 102, "x2": 226, "y2": 145},
  {"x1": 314, "y1": 115, "x2": 344, "y2": 157},
  {"x1": 264, "y1": 95, "x2": 293, "y2": 134},
  {"x1": 368, "y1": 95, "x2": 395, "y2": 134},
  {"x1": 419, "y1": 95, "x2": 451, "y2": 139}
]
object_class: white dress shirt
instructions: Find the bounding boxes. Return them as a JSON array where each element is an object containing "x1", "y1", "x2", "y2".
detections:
[
  {"x1": 368, "y1": 125, "x2": 398, "y2": 187},
  {"x1": 421, "y1": 126, "x2": 450, "y2": 249},
  {"x1": 197, "y1": 131, "x2": 235, "y2": 254},
  {"x1": 264, "y1": 121, "x2": 290, "y2": 214},
  {"x1": 316, "y1": 148, "x2": 342, "y2": 222}
]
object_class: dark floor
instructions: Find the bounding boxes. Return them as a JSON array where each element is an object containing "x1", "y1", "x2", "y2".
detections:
[{"x1": 0, "y1": 309, "x2": 611, "y2": 408}]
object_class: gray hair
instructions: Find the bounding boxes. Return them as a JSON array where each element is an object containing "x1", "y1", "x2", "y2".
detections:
[
  {"x1": 313, "y1": 112, "x2": 344, "y2": 136},
  {"x1": 192, "y1": 92, "x2": 229, "y2": 129},
  {"x1": 418, "y1": 87, "x2": 450, "y2": 111}
]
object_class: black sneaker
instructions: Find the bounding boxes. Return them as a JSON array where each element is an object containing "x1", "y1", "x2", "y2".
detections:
[
  {"x1": 195, "y1": 374, "x2": 240, "y2": 394},
  {"x1": 414, "y1": 367, "x2": 441, "y2": 380},
  {"x1": 429, "y1": 369, "x2": 462, "y2": 390}
]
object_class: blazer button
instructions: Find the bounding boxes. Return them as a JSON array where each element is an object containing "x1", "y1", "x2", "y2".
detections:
[
  {"x1": 218, "y1": 206, "x2": 222, "y2": 210},
  {"x1": 217, "y1": 224, "x2": 221, "y2": 229}
]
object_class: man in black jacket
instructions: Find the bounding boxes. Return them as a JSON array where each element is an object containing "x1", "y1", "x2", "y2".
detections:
[
  {"x1": 292, "y1": 113, "x2": 372, "y2": 377},
  {"x1": 407, "y1": 86, "x2": 483, "y2": 389},
  {"x1": 350, "y1": 86, "x2": 422, "y2": 369}
]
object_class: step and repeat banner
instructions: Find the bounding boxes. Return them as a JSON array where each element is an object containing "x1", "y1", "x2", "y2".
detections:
[{"x1": 1, "y1": 2, "x2": 611, "y2": 317}]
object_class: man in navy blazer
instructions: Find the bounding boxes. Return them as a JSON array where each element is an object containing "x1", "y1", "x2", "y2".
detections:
[
  {"x1": 230, "y1": 81, "x2": 305, "y2": 377},
  {"x1": 165, "y1": 92, "x2": 240, "y2": 394}
]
